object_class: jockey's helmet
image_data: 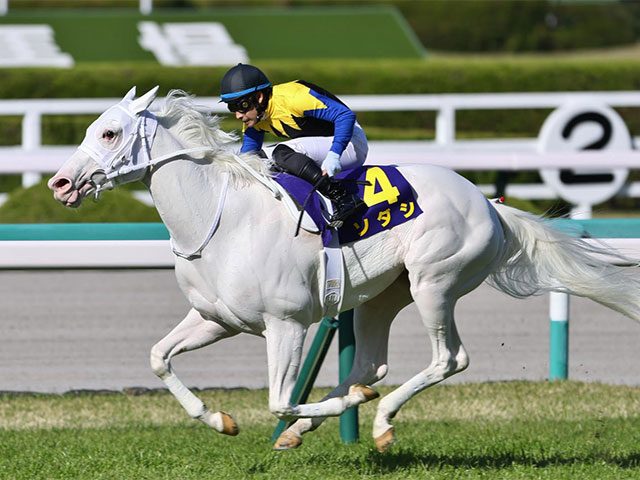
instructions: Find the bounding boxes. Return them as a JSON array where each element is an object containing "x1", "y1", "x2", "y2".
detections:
[{"x1": 220, "y1": 64, "x2": 271, "y2": 113}]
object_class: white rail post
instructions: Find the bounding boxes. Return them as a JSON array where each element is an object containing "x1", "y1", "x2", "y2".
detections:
[
  {"x1": 0, "y1": 0, "x2": 7, "y2": 15},
  {"x1": 435, "y1": 105, "x2": 455, "y2": 146},
  {"x1": 21, "y1": 110, "x2": 42, "y2": 188},
  {"x1": 140, "y1": 0, "x2": 152, "y2": 15}
]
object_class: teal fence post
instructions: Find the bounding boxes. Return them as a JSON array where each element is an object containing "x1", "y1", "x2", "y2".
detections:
[
  {"x1": 549, "y1": 292, "x2": 569, "y2": 380},
  {"x1": 270, "y1": 317, "x2": 339, "y2": 442},
  {"x1": 338, "y1": 310, "x2": 358, "y2": 443}
]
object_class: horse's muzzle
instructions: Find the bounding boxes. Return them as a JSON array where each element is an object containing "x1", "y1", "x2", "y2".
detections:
[{"x1": 48, "y1": 175, "x2": 82, "y2": 207}]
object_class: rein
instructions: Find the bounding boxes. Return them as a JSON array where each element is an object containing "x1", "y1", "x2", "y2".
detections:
[{"x1": 169, "y1": 154, "x2": 279, "y2": 259}]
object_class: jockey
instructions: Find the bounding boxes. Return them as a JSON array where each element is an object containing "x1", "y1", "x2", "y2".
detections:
[{"x1": 219, "y1": 63, "x2": 368, "y2": 228}]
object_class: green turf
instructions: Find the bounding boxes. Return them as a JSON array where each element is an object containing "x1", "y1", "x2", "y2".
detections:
[
  {"x1": 1, "y1": 382, "x2": 640, "y2": 479},
  {"x1": 0, "y1": 6, "x2": 424, "y2": 63}
]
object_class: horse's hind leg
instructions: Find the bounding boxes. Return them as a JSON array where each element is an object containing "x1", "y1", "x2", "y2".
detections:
[
  {"x1": 150, "y1": 307, "x2": 240, "y2": 435},
  {"x1": 373, "y1": 285, "x2": 468, "y2": 452},
  {"x1": 275, "y1": 275, "x2": 412, "y2": 450}
]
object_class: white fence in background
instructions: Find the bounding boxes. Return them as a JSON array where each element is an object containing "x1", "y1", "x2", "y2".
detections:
[
  {"x1": 0, "y1": 89, "x2": 636, "y2": 214},
  {"x1": 3, "y1": 91, "x2": 640, "y2": 201}
]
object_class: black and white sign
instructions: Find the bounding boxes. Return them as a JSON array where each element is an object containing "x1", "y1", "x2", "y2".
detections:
[{"x1": 538, "y1": 102, "x2": 632, "y2": 206}]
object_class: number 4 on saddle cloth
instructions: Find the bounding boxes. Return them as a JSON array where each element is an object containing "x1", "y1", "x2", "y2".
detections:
[{"x1": 274, "y1": 165, "x2": 423, "y2": 246}]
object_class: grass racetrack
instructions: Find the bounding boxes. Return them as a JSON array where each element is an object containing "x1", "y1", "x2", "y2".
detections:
[{"x1": 2, "y1": 382, "x2": 640, "y2": 479}]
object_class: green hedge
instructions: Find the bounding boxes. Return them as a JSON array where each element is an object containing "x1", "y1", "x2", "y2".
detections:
[
  {"x1": 1, "y1": 58, "x2": 639, "y2": 145},
  {"x1": 4, "y1": 58, "x2": 640, "y2": 99},
  {"x1": 0, "y1": 181, "x2": 161, "y2": 223}
]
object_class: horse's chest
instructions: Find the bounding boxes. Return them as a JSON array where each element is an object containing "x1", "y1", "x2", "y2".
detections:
[{"x1": 174, "y1": 262, "x2": 264, "y2": 334}]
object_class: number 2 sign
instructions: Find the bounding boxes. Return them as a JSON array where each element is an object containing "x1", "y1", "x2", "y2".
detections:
[{"x1": 538, "y1": 102, "x2": 632, "y2": 206}]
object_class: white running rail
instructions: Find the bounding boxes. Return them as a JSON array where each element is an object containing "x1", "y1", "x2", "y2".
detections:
[{"x1": 3, "y1": 91, "x2": 640, "y2": 186}]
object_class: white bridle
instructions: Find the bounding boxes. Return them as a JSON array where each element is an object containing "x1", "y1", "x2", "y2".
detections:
[
  {"x1": 76, "y1": 86, "x2": 278, "y2": 259},
  {"x1": 78, "y1": 107, "x2": 157, "y2": 182},
  {"x1": 78, "y1": 86, "x2": 219, "y2": 194}
]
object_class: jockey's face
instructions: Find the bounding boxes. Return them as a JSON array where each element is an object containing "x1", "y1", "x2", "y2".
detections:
[
  {"x1": 234, "y1": 92, "x2": 265, "y2": 128},
  {"x1": 235, "y1": 105, "x2": 259, "y2": 127}
]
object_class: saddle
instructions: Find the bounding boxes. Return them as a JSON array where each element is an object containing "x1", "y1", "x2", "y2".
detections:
[{"x1": 273, "y1": 165, "x2": 422, "y2": 247}]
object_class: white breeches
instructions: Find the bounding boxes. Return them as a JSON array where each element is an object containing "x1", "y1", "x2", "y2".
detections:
[{"x1": 264, "y1": 123, "x2": 368, "y2": 170}]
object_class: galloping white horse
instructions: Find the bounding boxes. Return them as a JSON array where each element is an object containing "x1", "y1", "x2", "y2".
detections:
[{"x1": 48, "y1": 87, "x2": 640, "y2": 452}]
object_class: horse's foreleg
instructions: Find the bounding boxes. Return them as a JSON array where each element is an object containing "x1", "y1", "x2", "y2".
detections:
[
  {"x1": 264, "y1": 316, "x2": 374, "y2": 424},
  {"x1": 263, "y1": 316, "x2": 308, "y2": 420},
  {"x1": 274, "y1": 313, "x2": 391, "y2": 450},
  {"x1": 373, "y1": 287, "x2": 468, "y2": 452},
  {"x1": 150, "y1": 307, "x2": 239, "y2": 435},
  {"x1": 276, "y1": 276, "x2": 411, "y2": 450}
]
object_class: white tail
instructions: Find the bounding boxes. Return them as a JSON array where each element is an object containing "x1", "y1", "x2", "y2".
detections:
[{"x1": 488, "y1": 201, "x2": 640, "y2": 322}]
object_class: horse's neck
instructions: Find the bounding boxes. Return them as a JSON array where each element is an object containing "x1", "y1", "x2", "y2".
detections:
[{"x1": 146, "y1": 128, "x2": 223, "y2": 252}]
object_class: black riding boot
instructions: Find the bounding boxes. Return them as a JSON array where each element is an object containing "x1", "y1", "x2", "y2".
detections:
[
  {"x1": 315, "y1": 175, "x2": 367, "y2": 228},
  {"x1": 272, "y1": 144, "x2": 366, "y2": 228}
]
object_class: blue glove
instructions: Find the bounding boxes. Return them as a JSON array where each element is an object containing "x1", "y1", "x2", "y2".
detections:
[{"x1": 321, "y1": 151, "x2": 342, "y2": 177}]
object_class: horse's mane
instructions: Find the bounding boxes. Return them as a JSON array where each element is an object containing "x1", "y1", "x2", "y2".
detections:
[{"x1": 153, "y1": 89, "x2": 273, "y2": 186}]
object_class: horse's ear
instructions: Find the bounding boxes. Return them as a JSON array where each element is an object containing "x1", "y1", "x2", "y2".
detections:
[
  {"x1": 123, "y1": 86, "x2": 137, "y2": 102},
  {"x1": 129, "y1": 86, "x2": 159, "y2": 115}
]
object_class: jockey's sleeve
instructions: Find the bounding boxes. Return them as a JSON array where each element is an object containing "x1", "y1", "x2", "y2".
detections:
[
  {"x1": 304, "y1": 93, "x2": 356, "y2": 156},
  {"x1": 240, "y1": 127, "x2": 265, "y2": 153}
]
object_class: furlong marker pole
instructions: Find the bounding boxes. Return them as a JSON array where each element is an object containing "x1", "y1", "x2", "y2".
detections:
[
  {"x1": 338, "y1": 310, "x2": 358, "y2": 443},
  {"x1": 548, "y1": 209, "x2": 585, "y2": 381},
  {"x1": 549, "y1": 292, "x2": 569, "y2": 380}
]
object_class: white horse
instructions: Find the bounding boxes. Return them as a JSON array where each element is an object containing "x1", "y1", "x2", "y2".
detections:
[{"x1": 48, "y1": 87, "x2": 640, "y2": 452}]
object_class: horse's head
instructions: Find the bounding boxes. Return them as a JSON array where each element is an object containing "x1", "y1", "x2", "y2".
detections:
[{"x1": 48, "y1": 86, "x2": 159, "y2": 207}]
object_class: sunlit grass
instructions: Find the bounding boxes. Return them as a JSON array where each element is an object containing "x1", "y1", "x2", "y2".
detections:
[
  {"x1": 1, "y1": 382, "x2": 640, "y2": 479},
  {"x1": 4, "y1": 382, "x2": 639, "y2": 431}
]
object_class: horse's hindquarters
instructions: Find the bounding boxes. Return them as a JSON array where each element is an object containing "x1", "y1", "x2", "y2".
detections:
[{"x1": 396, "y1": 164, "x2": 505, "y2": 297}]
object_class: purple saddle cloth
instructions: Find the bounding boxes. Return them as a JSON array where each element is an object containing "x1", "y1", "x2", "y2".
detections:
[{"x1": 274, "y1": 165, "x2": 422, "y2": 247}]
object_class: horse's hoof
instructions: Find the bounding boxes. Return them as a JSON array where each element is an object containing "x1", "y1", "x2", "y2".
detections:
[
  {"x1": 218, "y1": 411, "x2": 239, "y2": 436},
  {"x1": 274, "y1": 431, "x2": 303, "y2": 451},
  {"x1": 350, "y1": 383, "x2": 380, "y2": 402},
  {"x1": 374, "y1": 427, "x2": 395, "y2": 453}
]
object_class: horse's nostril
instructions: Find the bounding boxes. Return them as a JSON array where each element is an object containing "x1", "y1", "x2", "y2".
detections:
[{"x1": 51, "y1": 177, "x2": 71, "y2": 193}]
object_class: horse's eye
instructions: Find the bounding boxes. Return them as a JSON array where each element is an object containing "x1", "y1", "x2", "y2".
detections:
[{"x1": 103, "y1": 130, "x2": 115, "y2": 140}]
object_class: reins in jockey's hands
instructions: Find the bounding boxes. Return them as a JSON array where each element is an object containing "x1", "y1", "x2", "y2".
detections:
[
  {"x1": 321, "y1": 151, "x2": 342, "y2": 177},
  {"x1": 270, "y1": 144, "x2": 366, "y2": 230}
]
